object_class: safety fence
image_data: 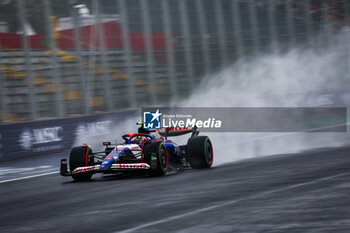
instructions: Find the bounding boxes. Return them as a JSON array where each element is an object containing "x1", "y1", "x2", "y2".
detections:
[{"x1": 0, "y1": 0, "x2": 349, "y2": 123}]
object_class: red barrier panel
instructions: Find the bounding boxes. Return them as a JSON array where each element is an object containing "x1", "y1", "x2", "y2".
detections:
[
  {"x1": 0, "y1": 33, "x2": 22, "y2": 49},
  {"x1": 0, "y1": 20, "x2": 172, "y2": 51}
]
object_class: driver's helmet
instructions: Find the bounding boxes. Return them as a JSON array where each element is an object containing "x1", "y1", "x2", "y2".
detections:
[{"x1": 133, "y1": 136, "x2": 147, "y2": 145}]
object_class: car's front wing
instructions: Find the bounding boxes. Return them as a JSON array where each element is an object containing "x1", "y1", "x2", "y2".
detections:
[{"x1": 60, "y1": 159, "x2": 150, "y2": 176}]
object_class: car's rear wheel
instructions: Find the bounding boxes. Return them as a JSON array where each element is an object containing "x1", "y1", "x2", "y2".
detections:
[
  {"x1": 69, "y1": 145, "x2": 93, "y2": 181},
  {"x1": 187, "y1": 136, "x2": 213, "y2": 169},
  {"x1": 143, "y1": 141, "x2": 168, "y2": 176}
]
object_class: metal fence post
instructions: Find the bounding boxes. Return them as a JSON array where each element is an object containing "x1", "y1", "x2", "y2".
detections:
[
  {"x1": 196, "y1": 0, "x2": 211, "y2": 76},
  {"x1": 232, "y1": 0, "x2": 244, "y2": 58},
  {"x1": 304, "y1": 0, "x2": 313, "y2": 45},
  {"x1": 93, "y1": 0, "x2": 113, "y2": 111},
  {"x1": 43, "y1": 0, "x2": 65, "y2": 118},
  {"x1": 344, "y1": 0, "x2": 350, "y2": 82},
  {"x1": 140, "y1": 0, "x2": 157, "y2": 105},
  {"x1": 161, "y1": 0, "x2": 178, "y2": 100},
  {"x1": 0, "y1": 65, "x2": 7, "y2": 123},
  {"x1": 179, "y1": 0, "x2": 195, "y2": 88},
  {"x1": 215, "y1": 0, "x2": 229, "y2": 67},
  {"x1": 248, "y1": 0, "x2": 261, "y2": 54},
  {"x1": 268, "y1": 0, "x2": 278, "y2": 53},
  {"x1": 346, "y1": 0, "x2": 350, "y2": 26},
  {"x1": 17, "y1": 0, "x2": 37, "y2": 120},
  {"x1": 117, "y1": 0, "x2": 136, "y2": 108},
  {"x1": 322, "y1": 1, "x2": 331, "y2": 46},
  {"x1": 286, "y1": 0, "x2": 296, "y2": 48},
  {"x1": 70, "y1": 1, "x2": 90, "y2": 114}
]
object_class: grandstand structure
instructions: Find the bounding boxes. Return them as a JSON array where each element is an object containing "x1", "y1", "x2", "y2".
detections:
[{"x1": 0, "y1": 0, "x2": 348, "y2": 123}]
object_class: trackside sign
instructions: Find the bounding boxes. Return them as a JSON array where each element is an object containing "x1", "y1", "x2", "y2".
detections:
[{"x1": 0, "y1": 110, "x2": 138, "y2": 161}]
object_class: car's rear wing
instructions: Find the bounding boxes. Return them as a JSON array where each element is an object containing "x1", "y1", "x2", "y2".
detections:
[{"x1": 156, "y1": 126, "x2": 199, "y2": 139}]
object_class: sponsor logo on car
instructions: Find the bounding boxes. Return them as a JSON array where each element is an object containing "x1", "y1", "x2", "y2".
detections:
[
  {"x1": 116, "y1": 145, "x2": 141, "y2": 151},
  {"x1": 156, "y1": 127, "x2": 188, "y2": 132},
  {"x1": 73, "y1": 166, "x2": 96, "y2": 173},
  {"x1": 116, "y1": 164, "x2": 148, "y2": 169},
  {"x1": 153, "y1": 138, "x2": 164, "y2": 142}
]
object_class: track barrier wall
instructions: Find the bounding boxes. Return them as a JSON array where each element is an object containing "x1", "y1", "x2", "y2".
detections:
[{"x1": 0, "y1": 110, "x2": 138, "y2": 161}]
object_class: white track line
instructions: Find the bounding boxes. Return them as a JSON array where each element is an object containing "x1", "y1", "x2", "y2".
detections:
[
  {"x1": 228, "y1": 122, "x2": 350, "y2": 145},
  {"x1": 0, "y1": 171, "x2": 59, "y2": 184},
  {"x1": 115, "y1": 172, "x2": 350, "y2": 233}
]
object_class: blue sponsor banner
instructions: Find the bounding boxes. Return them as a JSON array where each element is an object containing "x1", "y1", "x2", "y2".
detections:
[{"x1": 0, "y1": 110, "x2": 138, "y2": 161}]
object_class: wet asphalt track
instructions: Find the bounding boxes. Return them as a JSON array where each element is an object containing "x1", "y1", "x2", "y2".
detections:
[{"x1": 1, "y1": 146, "x2": 350, "y2": 233}]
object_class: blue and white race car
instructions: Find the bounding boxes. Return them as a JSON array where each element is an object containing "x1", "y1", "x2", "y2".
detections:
[{"x1": 60, "y1": 122, "x2": 213, "y2": 181}]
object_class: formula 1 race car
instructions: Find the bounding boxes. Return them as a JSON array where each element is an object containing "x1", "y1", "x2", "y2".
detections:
[{"x1": 60, "y1": 122, "x2": 213, "y2": 181}]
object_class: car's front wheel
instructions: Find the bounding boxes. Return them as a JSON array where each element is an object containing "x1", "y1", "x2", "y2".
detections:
[
  {"x1": 143, "y1": 141, "x2": 168, "y2": 176},
  {"x1": 69, "y1": 145, "x2": 93, "y2": 181}
]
